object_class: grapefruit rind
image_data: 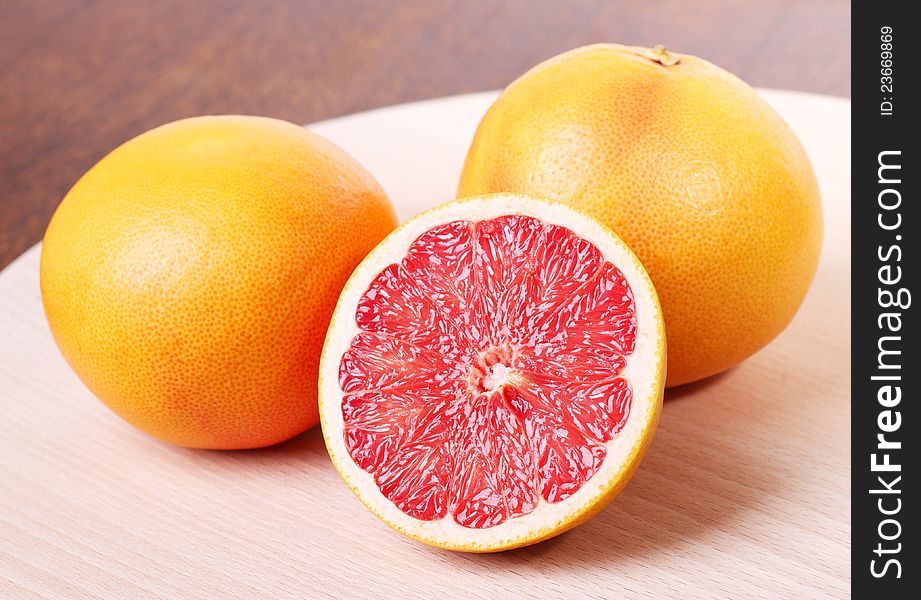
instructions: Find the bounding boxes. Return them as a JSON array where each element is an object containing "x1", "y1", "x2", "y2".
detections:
[{"x1": 319, "y1": 194, "x2": 665, "y2": 552}]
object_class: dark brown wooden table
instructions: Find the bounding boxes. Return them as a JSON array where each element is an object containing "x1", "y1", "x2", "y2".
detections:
[{"x1": 1, "y1": 0, "x2": 849, "y2": 269}]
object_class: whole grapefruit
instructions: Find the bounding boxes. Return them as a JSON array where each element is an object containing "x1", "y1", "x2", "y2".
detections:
[
  {"x1": 458, "y1": 44, "x2": 823, "y2": 387},
  {"x1": 41, "y1": 116, "x2": 397, "y2": 449}
]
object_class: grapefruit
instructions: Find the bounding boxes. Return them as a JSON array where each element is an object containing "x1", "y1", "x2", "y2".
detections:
[
  {"x1": 458, "y1": 44, "x2": 823, "y2": 386},
  {"x1": 41, "y1": 116, "x2": 397, "y2": 449},
  {"x1": 319, "y1": 195, "x2": 665, "y2": 551}
]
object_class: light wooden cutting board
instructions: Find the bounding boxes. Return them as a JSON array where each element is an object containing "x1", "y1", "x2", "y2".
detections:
[{"x1": 0, "y1": 90, "x2": 850, "y2": 599}]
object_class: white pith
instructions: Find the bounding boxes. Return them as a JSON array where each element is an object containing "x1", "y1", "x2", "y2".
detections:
[
  {"x1": 481, "y1": 362, "x2": 511, "y2": 392},
  {"x1": 319, "y1": 195, "x2": 665, "y2": 551}
]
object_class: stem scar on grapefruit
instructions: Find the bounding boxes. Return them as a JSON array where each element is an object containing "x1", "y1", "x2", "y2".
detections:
[{"x1": 319, "y1": 195, "x2": 665, "y2": 551}]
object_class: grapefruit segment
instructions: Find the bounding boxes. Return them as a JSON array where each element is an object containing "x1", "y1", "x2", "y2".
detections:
[{"x1": 320, "y1": 195, "x2": 665, "y2": 551}]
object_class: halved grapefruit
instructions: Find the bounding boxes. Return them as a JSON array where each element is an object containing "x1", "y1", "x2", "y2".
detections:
[{"x1": 319, "y1": 195, "x2": 665, "y2": 551}]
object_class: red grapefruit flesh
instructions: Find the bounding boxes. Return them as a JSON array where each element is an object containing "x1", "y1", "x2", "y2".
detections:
[{"x1": 320, "y1": 195, "x2": 665, "y2": 551}]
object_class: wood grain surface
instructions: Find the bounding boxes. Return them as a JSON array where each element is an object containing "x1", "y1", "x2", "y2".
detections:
[
  {"x1": 0, "y1": 89, "x2": 850, "y2": 599},
  {"x1": 0, "y1": 0, "x2": 851, "y2": 269}
]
